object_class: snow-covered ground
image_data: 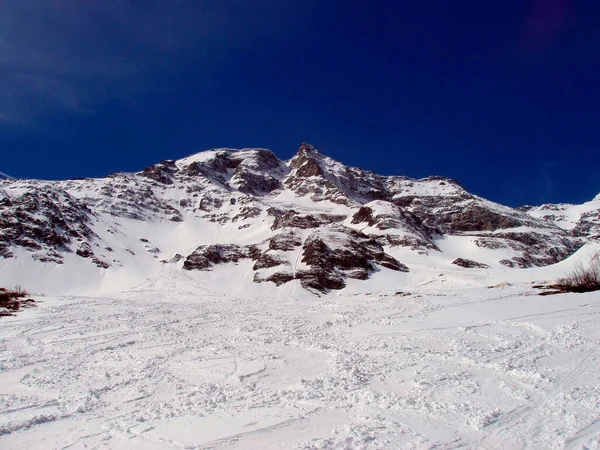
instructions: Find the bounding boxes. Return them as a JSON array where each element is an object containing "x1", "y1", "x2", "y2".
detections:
[{"x1": 2, "y1": 247, "x2": 600, "y2": 449}]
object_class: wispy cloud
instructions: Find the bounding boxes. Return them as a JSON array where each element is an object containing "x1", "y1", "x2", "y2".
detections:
[
  {"x1": 521, "y1": 0, "x2": 572, "y2": 54},
  {"x1": 0, "y1": 0, "x2": 303, "y2": 126},
  {"x1": 1, "y1": 1, "x2": 130, "y2": 124}
]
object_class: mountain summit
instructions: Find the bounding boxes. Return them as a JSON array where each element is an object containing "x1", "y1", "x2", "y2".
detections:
[{"x1": 0, "y1": 144, "x2": 596, "y2": 294}]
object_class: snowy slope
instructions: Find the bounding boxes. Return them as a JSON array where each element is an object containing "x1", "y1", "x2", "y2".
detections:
[
  {"x1": 524, "y1": 195, "x2": 600, "y2": 241},
  {"x1": 0, "y1": 143, "x2": 589, "y2": 295},
  {"x1": 1, "y1": 247, "x2": 600, "y2": 448},
  {"x1": 1, "y1": 144, "x2": 600, "y2": 448}
]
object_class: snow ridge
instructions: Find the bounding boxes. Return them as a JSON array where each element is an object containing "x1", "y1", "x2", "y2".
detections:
[{"x1": 0, "y1": 143, "x2": 594, "y2": 294}]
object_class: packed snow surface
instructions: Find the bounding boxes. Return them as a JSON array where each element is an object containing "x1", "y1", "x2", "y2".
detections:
[
  {"x1": 2, "y1": 246, "x2": 600, "y2": 449},
  {"x1": 0, "y1": 145, "x2": 598, "y2": 447}
]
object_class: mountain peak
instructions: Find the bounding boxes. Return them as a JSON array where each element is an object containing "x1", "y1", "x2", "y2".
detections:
[
  {"x1": 289, "y1": 143, "x2": 326, "y2": 177},
  {"x1": 297, "y1": 142, "x2": 319, "y2": 155}
]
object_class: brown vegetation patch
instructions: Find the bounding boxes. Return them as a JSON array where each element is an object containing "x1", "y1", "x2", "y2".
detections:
[
  {"x1": 0, "y1": 286, "x2": 36, "y2": 317},
  {"x1": 534, "y1": 253, "x2": 600, "y2": 295}
]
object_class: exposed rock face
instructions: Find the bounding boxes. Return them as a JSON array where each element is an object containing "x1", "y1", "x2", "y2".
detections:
[
  {"x1": 179, "y1": 148, "x2": 287, "y2": 196},
  {"x1": 140, "y1": 160, "x2": 177, "y2": 185},
  {"x1": 0, "y1": 185, "x2": 97, "y2": 264},
  {"x1": 182, "y1": 225, "x2": 406, "y2": 292},
  {"x1": 494, "y1": 232, "x2": 579, "y2": 267},
  {"x1": 183, "y1": 244, "x2": 259, "y2": 271},
  {"x1": 272, "y1": 210, "x2": 347, "y2": 230},
  {"x1": 447, "y1": 206, "x2": 523, "y2": 232},
  {"x1": 230, "y1": 150, "x2": 284, "y2": 195},
  {"x1": 76, "y1": 242, "x2": 94, "y2": 258},
  {"x1": 267, "y1": 231, "x2": 302, "y2": 251},
  {"x1": 350, "y1": 202, "x2": 438, "y2": 251},
  {"x1": 296, "y1": 225, "x2": 407, "y2": 292},
  {"x1": 351, "y1": 206, "x2": 377, "y2": 227},
  {"x1": 522, "y1": 196, "x2": 600, "y2": 244},
  {"x1": 452, "y1": 258, "x2": 490, "y2": 269},
  {"x1": 0, "y1": 144, "x2": 591, "y2": 292},
  {"x1": 392, "y1": 195, "x2": 526, "y2": 233},
  {"x1": 180, "y1": 224, "x2": 408, "y2": 292},
  {"x1": 254, "y1": 271, "x2": 294, "y2": 286},
  {"x1": 252, "y1": 253, "x2": 288, "y2": 271},
  {"x1": 284, "y1": 143, "x2": 389, "y2": 205},
  {"x1": 573, "y1": 211, "x2": 600, "y2": 241}
]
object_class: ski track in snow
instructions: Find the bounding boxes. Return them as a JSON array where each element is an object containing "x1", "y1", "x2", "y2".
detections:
[{"x1": 1, "y1": 285, "x2": 600, "y2": 449}]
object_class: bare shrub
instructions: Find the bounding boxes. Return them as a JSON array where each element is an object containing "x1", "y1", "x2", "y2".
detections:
[
  {"x1": 0, "y1": 286, "x2": 34, "y2": 316},
  {"x1": 557, "y1": 252, "x2": 600, "y2": 293}
]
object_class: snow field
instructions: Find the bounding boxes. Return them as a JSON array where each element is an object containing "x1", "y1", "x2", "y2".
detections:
[{"x1": 1, "y1": 277, "x2": 600, "y2": 449}]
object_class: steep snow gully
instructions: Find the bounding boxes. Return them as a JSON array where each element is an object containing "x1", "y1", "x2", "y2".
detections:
[{"x1": 1, "y1": 144, "x2": 600, "y2": 448}]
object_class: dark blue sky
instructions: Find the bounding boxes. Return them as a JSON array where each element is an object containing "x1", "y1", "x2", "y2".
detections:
[{"x1": 1, "y1": 0, "x2": 598, "y2": 206}]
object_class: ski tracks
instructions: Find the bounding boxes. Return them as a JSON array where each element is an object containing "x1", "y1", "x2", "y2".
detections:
[
  {"x1": 1, "y1": 288, "x2": 600, "y2": 448},
  {"x1": 478, "y1": 318, "x2": 600, "y2": 449}
]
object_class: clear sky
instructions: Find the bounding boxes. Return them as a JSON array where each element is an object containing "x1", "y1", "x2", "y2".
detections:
[{"x1": 1, "y1": 0, "x2": 598, "y2": 207}]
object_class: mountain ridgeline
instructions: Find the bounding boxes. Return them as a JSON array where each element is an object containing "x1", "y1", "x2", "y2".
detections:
[{"x1": 0, "y1": 143, "x2": 598, "y2": 293}]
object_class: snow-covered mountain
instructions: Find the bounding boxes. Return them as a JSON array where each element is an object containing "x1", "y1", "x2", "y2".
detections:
[
  {"x1": 3, "y1": 144, "x2": 600, "y2": 449},
  {"x1": 521, "y1": 195, "x2": 600, "y2": 242},
  {"x1": 0, "y1": 143, "x2": 595, "y2": 294}
]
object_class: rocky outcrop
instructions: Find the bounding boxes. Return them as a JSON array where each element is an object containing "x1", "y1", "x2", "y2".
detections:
[
  {"x1": 521, "y1": 196, "x2": 600, "y2": 243},
  {"x1": 0, "y1": 185, "x2": 96, "y2": 264},
  {"x1": 252, "y1": 253, "x2": 288, "y2": 270},
  {"x1": 267, "y1": 231, "x2": 302, "y2": 251},
  {"x1": 271, "y1": 210, "x2": 347, "y2": 230},
  {"x1": 183, "y1": 225, "x2": 408, "y2": 292},
  {"x1": 177, "y1": 148, "x2": 287, "y2": 196},
  {"x1": 140, "y1": 160, "x2": 177, "y2": 185},
  {"x1": 183, "y1": 244, "x2": 260, "y2": 271},
  {"x1": 475, "y1": 231, "x2": 582, "y2": 268},
  {"x1": 393, "y1": 195, "x2": 524, "y2": 233},
  {"x1": 452, "y1": 258, "x2": 490, "y2": 269},
  {"x1": 88, "y1": 174, "x2": 184, "y2": 222},
  {"x1": 253, "y1": 271, "x2": 294, "y2": 286},
  {"x1": 351, "y1": 206, "x2": 377, "y2": 226},
  {"x1": 230, "y1": 150, "x2": 285, "y2": 195},
  {"x1": 572, "y1": 210, "x2": 600, "y2": 241},
  {"x1": 284, "y1": 143, "x2": 389, "y2": 205},
  {"x1": 296, "y1": 225, "x2": 408, "y2": 292},
  {"x1": 350, "y1": 201, "x2": 438, "y2": 251}
]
